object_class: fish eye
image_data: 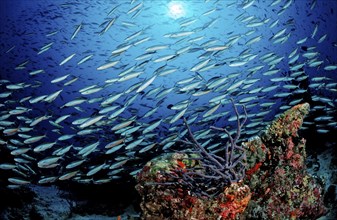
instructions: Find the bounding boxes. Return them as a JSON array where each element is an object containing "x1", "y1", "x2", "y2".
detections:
[{"x1": 167, "y1": 1, "x2": 186, "y2": 19}]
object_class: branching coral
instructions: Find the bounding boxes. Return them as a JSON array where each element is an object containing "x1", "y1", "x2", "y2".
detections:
[{"x1": 166, "y1": 99, "x2": 248, "y2": 197}]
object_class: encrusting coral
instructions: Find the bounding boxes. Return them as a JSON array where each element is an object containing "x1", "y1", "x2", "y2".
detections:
[
  {"x1": 135, "y1": 152, "x2": 252, "y2": 220},
  {"x1": 242, "y1": 103, "x2": 326, "y2": 219}
]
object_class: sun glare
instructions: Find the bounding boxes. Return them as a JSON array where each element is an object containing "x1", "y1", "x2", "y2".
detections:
[{"x1": 168, "y1": 1, "x2": 186, "y2": 19}]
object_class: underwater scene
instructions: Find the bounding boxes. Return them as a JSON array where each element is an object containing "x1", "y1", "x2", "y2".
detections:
[{"x1": 0, "y1": 0, "x2": 337, "y2": 219}]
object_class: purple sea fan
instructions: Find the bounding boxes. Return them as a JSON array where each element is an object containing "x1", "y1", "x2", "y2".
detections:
[{"x1": 175, "y1": 99, "x2": 248, "y2": 197}]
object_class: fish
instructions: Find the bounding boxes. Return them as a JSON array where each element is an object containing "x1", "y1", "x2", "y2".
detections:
[
  {"x1": 105, "y1": 139, "x2": 125, "y2": 149},
  {"x1": 180, "y1": 18, "x2": 197, "y2": 27},
  {"x1": 125, "y1": 30, "x2": 143, "y2": 42},
  {"x1": 34, "y1": 142, "x2": 57, "y2": 152},
  {"x1": 317, "y1": 34, "x2": 327, "y2": 44},
  {"x1": 77, "y1": 54, "x2": 94, "y2": 65},
  {"x1": 145, "y1": 44, "x2": 169, "y2": 52},
  {"x1": 273, "y1": 92, "x2": 292, "y2": 98},
  {"x1": 87, "y1": 163, "x2": 106, "y2": 176},
  {"x1": 78, "y1": 141, "x2": 100, "y2": 157},
  {"x1": 55, "y1": 114, "x2": 72, "y2": 124},
  {"x1": 61, "y1": 98, "x2": 87, "y2": 108},
  {"x1": 143, "y1": 106, "x2": 159, "y2": 118},
  {"x1": 111, "y1": 45, "x2": 132, "y2": 55},
  {"x1": 127, "y1": 2, "x2": 143, "y2": 14},
  {"x1": 203, "y1": 103, "x2": 221, "y2": 117},
  {"x1": 30, "y1": 115, "x2": 51, "y2": 126},
  {"x1": 270, "y1": 77, "x2": 294, "y2": 82},
  {"x1": 228, "y1": 61, "x2": 247, "y2": 67},
  {"x1": 29, "y1": 69, "x2": 44, "y2": 76},
  {"x1": 59, "y1": 171, "x2": 79, "y2": 180},
  {"x1": 165, "y1": 31, "x2": 195, "y2": 38},
  {"x1": 44, "y1": 89, "x2": 63, "y2": 103},
  {"x1": 205, "y1": 45, "x2": 229, "y2": 52},
  {"x1": 227, "y1": 80, "x2": 245, "y2": 91},
  {"x1": 133, "y1": 36, "x2": 151, "y2": 46},
  {"x1": 71, "y1": 23, "x2": 82, "y2": 40},
  {"x1": 37, "y1": 157, "x2": 61, "y2": 168},
  {"x1": 51, "y1": 74, "x2": 70, "y2": 83},
  {"x1": 311, "y1": 24, "x2": 318, "y2": 39},
  {"x1": 102, "y1": 18, "x2": 116, "y2": 34},
  {"x1": 59, "y1": 53, "x2": 76, "y2": 66},
  {"x1": 157, "y1": 68, "x2": 178, "y2": 76},
  {"x1": 23, "y1": 135, "x2": 46, "y2": 144},
  {"x1": 78, "y1": 115, "x2": 105, "y2": 129},
  {"x1": 241, "y1": 0, "x2": 255, "y2": 9},
  {"x1": 108, "y1": 106, "x2": 127, "y2": 119},
  {"x1": 111, "y1": 119, "x2": 135, "y2": 131},
  {"x1": 0, "y1": 163, "x2": 17, "y2": 170},
  {"x1": 109, "y1": 160, "x2": 128, "y2": 170},
  {"x1": 138, "y1": 143, "x2": 156, "y2": 154},
  {"x1": 66, "y1": 160, "x2": 86, "y2": 169},
  {"x1": 38, "y1": 177, "x2": 58, "y2": 184},
  {"x1": 136, "y1": 75, "x2": 157, "y2": 93},
  {"x1": 324, "y1": 65, "x2": 337, "y2": 71},
  {"x1": 11, "y1": 148, "x2": 30, "y2": 156},
  {"x1": 143, "y1": 119, "x2": 162, "y2": 134},
  {"x1": 190, "y1": 59, "x2": 210, "y2": 72},
  {"x1": 261, "y1": 85, "x2": 278, "y2": 92},
  {"x1": 53, "y1": 145, "x2": 73, "y2": 156},
  {"x1": 105, "y1": 143, "x2": 124, "y2": 154},
  {"x1": 81, "y1": 87, "x2": 103, "y2": 95},
  {"x1": 63, "y1": 77, "x2": 79, "y2": 86},
  {"x1": 101, "y1": 93, "x2": 124, "y2": 106},
  {"x1": 296, "y1": 37, "x2": 307, "y2": 44},
  {"x1": 169, "y1": 108, "x2": 188, "y2": 124},
  {"x1": 246, "y1": 35, "x2": 262, "y2": 45},
  {"x1": 153, "y1": 54, "x2": 177, "y2": 63},
  {"x1": 97, "y1": 60, "x2": 120, "y2": 70},
  {"x1": 180, "y1": 81, "x2": 202, "y2": 92},
  {"x1": 8, "y1": 177, "x2": 30, "y2": 185},
  {"x1": 117, "y1": 71, "x2": 142, "y2": 82}
]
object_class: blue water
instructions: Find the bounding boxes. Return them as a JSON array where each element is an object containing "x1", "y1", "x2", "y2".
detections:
[{"x1": 0, "y1": 0, "x2": 336, "y2": 185}]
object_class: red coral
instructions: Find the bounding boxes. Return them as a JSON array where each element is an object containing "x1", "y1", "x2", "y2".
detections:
[
  {"x1": 289, "y1": 153, "x2": 303, "y2": 169},
  {"x1": 176, "y1": 160, "x2": 186, "y2": 172},
  {"x1": 246, "y1": 161, "x2": 263, "y2": 177},
  {"x1": 286, "y1": 144, "x2": 294, "y2": 159},
  {"x1": 218, "y1": 183, "x2": 252, "y2": 219}
]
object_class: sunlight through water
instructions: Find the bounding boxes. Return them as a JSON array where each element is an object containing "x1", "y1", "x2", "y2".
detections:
[{"x1": 167, "y1": 1, "x2": 186, "y2": 19}]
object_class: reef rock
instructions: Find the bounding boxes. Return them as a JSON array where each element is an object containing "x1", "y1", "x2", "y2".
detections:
[
  {"x1": 135, "y1": 153, "x2": 251, "y2": 220},
  {"x1": 243, "y1": 103, "x2": 326, "y2": 219},
  {"x1": 0, "y1": 185, "x2": 71, "y2": 220}
]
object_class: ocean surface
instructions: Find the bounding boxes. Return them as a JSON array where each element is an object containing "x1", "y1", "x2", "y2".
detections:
[{"x1": 0, "y1": 0, "x2": 336, "y2": 189}]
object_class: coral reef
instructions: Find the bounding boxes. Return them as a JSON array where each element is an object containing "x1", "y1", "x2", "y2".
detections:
[
  {"x1": 136, "y1": 103, "x2": 327, "y2": 219},
  {"x1": 242, "y1": 103, "x2": 326, "y2": 219},
  {"x1": 135, "y1": 152, "x2": 251, "y2": 220}
]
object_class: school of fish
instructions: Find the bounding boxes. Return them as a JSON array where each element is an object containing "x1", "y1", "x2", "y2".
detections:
[{"x1": 0, "y1": 0, "x2": 336, "y2": 188}]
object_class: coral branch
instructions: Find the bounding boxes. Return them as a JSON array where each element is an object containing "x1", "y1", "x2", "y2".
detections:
[{"x1": 169, "y1": 100, "x2": 248, "y2": 197}]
